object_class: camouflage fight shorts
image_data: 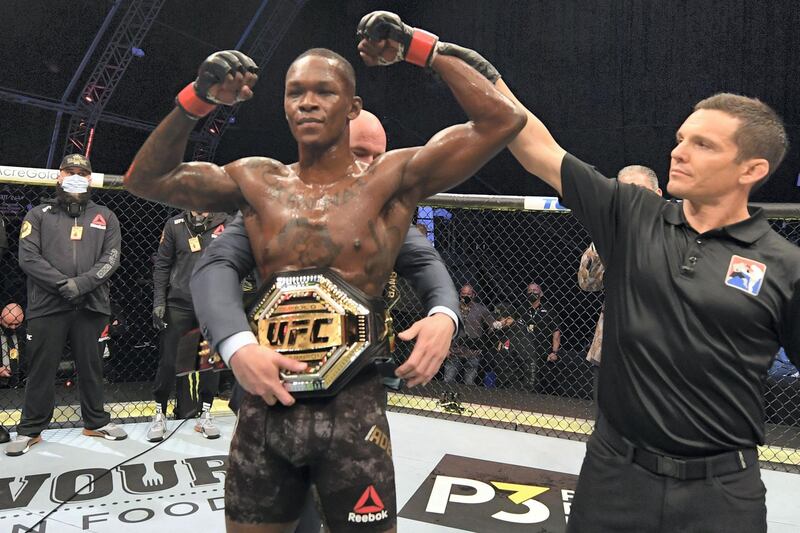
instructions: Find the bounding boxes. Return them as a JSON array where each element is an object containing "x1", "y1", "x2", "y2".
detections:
[{"x1": 225, "y1": 366, "x2": 396, "y2": 531}]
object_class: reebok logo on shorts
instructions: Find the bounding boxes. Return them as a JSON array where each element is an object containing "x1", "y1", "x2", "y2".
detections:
[
  {"x1": 348, "y1": 485, "x2": 388, "y2": 523},
  {"x1": 724, "y1": 255, "x2": 766, "y2": 296}
]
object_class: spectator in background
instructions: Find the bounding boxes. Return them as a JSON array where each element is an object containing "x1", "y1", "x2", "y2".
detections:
[
  {"x1": 578, "y1": 165, "x2": 662, "y2": 396},
  {"x1": 769, "y1": 348, "x2": 799, "y2": 379},
  {"x1": 512, "y1": 282, "x2": 560, "y2": 393},
  {"x1": 0, "y1": 215, "x2": 7, "y2": 258},
  {"x1": 8, "y1": 153, "x2": 125, "y2": 457},
  {"x1": 444, "y1": 284, "x2": 495, "y2": 385},
  {"x1": 488, "y1": 301, "x2": 517, "y2": 388},
  {"x1": 148, "y1": 210, "x2": 230, "y2": 442},
  {"x1": 0, "y1": 302, "x2": 23, "y2": 443}
]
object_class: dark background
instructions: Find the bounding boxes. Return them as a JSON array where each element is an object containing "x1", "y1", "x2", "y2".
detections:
[{"x1": 1, "y1": 0, "x2": 799, "y2": 202}]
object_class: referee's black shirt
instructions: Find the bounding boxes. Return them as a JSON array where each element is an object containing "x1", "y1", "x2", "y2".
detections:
[{"x1": 560, "y1": 153, "x2": 800, "y2": 457}]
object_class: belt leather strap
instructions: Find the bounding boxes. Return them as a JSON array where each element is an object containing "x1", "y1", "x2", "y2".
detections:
[{"x1": 595, "y1": 416, "x2": 757, "y2": 480}]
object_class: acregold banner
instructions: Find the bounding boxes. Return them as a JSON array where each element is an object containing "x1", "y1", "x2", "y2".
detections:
[{"x1": 0, "y1": 165, "x2": 123, "y2": 189}]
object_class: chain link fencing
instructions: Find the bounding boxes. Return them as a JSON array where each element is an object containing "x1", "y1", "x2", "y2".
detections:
[{"x1": 0, "y1": 178, "x2": 797, "y2": 472}]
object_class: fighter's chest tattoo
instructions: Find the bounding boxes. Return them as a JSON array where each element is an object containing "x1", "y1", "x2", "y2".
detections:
[
  {"x1": 274, "y1": 217, "x2": 342, "y2": 268},
  {"x1": 260, "y1": 172, "x2": 367, "y2": 212}
]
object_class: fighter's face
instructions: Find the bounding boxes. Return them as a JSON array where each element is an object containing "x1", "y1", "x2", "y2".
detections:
[
  {"x1": 667, "y1": 109, "x2": 744, "y2": 201},
  {"x1": 284, "y1": 56, "x2": 360, "y2": 147}
]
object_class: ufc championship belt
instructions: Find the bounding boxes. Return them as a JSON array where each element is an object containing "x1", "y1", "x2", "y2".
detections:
[
  {"x1": 247, "y1": 268, "x2": 394, "y2": 398},
  {"x1": 174, "y1": 269, "x2": 399, "y2": 397}
]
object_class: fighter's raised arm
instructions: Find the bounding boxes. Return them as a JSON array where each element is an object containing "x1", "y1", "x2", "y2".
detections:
[
  {"x1": 495, "y1": 79, "x2": 567, "y2": 195},
  {"x1": 356, "y1": 12, "x2": 526, "y2": 202},
  {"x1": 393, "y1": 32, "x2": 567, "y2": 196},
  {"x1": 124, "y1": 51, "x2": 260, "y2": 212}
]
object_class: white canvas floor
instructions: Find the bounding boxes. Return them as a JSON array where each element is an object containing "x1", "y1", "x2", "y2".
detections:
[{"x1": 1, "y1": 412, "x2": 798, "y2": 532}]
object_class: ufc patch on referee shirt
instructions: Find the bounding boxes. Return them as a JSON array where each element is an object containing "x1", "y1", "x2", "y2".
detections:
[{"x1": 724, "y1": 255, "x2": 766, "y2": 296}]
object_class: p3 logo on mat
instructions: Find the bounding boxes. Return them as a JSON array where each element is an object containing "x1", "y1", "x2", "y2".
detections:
[{"x1": 399, "y1": 455, "x2": 577, "y2": 532}]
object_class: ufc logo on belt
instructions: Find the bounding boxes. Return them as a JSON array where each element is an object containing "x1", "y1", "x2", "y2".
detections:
[{"x1": 264, "y1": 313, "x2": 342, "y2": 352}]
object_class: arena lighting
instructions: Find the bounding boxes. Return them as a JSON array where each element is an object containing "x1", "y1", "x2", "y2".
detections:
[
  {"x1": 85, "y1": 126, "x2": 96, "y2": 158},
  {"x1": 131, "y1": 46, "x2": 145, "y2": 57}
]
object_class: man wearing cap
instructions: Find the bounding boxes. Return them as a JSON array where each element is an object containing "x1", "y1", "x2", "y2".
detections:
[{"x1": 6, "y1": 154, "x2": 126, "y2": 456}]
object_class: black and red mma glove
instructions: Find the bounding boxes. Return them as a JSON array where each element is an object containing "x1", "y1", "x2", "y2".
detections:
[
  {"x1": 357, "y1": 11, "x2": 439, "y2": 67},
  {"x1": 175, "y1": 50, "x2": 259, "y2": 119}
]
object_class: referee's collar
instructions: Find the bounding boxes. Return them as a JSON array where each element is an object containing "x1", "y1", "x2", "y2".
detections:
[{"x1": 662, "y1": 201, "x2": 771, "y2": 244}]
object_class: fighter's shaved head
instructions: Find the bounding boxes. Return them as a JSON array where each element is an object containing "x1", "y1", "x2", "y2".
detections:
[{"x1": 289, "y1": 48, "x2": 356, "y2": 96}]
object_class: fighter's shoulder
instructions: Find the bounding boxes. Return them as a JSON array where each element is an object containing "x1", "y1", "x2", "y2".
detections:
[
  {"x1": 224, "y1": 156, "x2": 288, "y2": 178},
  {"x1": 364, "y1": 148, "x2": 422, "y2": 185},
  {"x1": 377, "y1": 147, "x2": 421, "y2": 167}
]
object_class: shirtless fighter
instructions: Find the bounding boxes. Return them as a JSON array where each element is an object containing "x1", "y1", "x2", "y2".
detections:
[{"x1": 124, "y1": 11, "x2": 525, "y2": 533}]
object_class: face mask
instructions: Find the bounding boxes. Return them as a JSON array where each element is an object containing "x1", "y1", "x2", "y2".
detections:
[
  {"x1": 528, "y1": 293, "x2": 540, "y2": 303},
  {"x1": 187, "y1": 212, "x2": 210, "y2": 233},
  {"x1": 460, "y1": 296, "x2": 472, "y2": 305},
  {"x1": 61, "y1": 174, "x2": 90, "y2": 193},
  {"x1": 56, "y1": 182, "x2": 91, "y2": 217}
]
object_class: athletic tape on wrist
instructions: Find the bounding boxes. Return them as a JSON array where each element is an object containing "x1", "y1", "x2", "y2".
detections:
[
  {"x1": 176, "y1": 83, "x2": 217, "y2": 119},
  {"x1": 405, "y1": 29, "x2": 439, "y2": 67}
]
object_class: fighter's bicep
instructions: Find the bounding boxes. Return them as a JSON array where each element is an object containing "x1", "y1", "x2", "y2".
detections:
[
  {"x1": 166, "y1": 162, "x2": 243, "y2": 212},
  {"x1": 401, "y1": 122, "x2": 498, "y2": 199}
]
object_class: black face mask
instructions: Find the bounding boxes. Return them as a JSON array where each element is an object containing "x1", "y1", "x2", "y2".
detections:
[
  {"x1": 460, "y1": 296, "x2": 472, "y2": 305},
  {"x1": 56, "y1": 186, "x2": 91, "y2": 217},
  {"x1": 528, "y1": 293, "x2": 540, "y2": 303},
  {"x1": 186, "y1": 212, "x2": 211, "y2": 233}
]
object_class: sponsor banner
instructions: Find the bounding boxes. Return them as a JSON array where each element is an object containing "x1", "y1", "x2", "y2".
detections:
[
  {"x1": 0, "y1": 453, "x2": 228, "y2": 531},
  {"x1": 523, "y1": 196, "x2": 569, "y2": 212},
  {"x1": 399, "y1": 454, "x2": 577, "y2": 532},
  {"x1": 0, "y1": 165, "x2": 106, "y2": 188}
]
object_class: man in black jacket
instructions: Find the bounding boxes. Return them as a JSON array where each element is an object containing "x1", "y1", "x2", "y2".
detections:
[
  {"x1": 148, "y1": 210, "x2": 230, "y2": 441},
  {"x1": 7, "y1": 154, "x2": 125, "y2": 456}
]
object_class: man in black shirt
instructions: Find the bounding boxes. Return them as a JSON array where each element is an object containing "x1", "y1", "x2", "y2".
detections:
[
  {"x1": 492, "y1": 78, "x2": 797, "y2": 532},
  {"x1": 512, "y1": 282, "x2": 560, "y2": 393},
  {"x1": 438, "y1": 46, "x2": 797, "y2": 530}
]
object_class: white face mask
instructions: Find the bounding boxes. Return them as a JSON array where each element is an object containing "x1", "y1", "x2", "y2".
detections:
[{"x1": 61, "y1": 174, "x2": 90, "y2": 193}]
